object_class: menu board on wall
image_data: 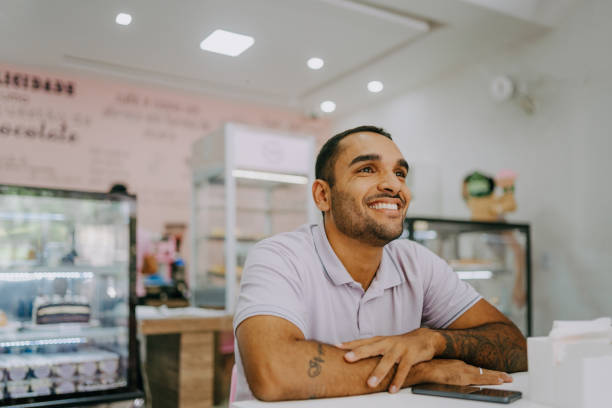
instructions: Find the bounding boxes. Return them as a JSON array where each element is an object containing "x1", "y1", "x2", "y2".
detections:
[{"x1": 0, "y1": 63, "x2": 329, "y2": 232}]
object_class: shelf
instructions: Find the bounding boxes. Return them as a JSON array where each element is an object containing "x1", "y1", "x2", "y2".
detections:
[
  {"x1": 201, "y1": 235, "x2": 263, "y2": 243},
  {"x1": 201, "y1": 204, "x2": 306, "y2": 214},
  {"x1": 0, "y1": 265, "x2": 127, "y2": 279},
  {"x1": 0, "y1": 325, "x2": 127, "y2": 348}
]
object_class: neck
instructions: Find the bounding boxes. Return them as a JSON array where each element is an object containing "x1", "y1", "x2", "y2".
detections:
[{"x1": 323, "y1": 219, "x2": 383, "y2": 291}]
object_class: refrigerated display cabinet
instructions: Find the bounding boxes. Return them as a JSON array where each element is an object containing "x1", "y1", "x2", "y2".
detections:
[
  {"x1": 190, "y1": 123, "x2": 316, "y2": 313},
  {"x1": 404, "y1": 217, "x2": 531, "y2": 336},
  {"x1": 0, "y1": 185, "x2": 143, "y2": 407}
]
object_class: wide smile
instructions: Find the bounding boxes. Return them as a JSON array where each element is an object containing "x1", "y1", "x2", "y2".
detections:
[
  {"x1": 368, "y1": 202, "x2": 399, "y2": 210},
  {"x1": 366, "y1": 199, "x2": 404, "y2": 215}
]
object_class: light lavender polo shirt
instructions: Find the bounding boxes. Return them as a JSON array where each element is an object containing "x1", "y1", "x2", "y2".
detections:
[{"x1": 233, "y1": 223, "x2": 481, "y2": 401}]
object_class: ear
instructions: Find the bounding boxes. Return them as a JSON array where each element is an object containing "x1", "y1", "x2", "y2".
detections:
[{"x1": 312, "y1": 179, "x2": 331, "y2": 213}]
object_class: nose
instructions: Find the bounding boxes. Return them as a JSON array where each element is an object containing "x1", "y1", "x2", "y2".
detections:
[{"x1": 377, "y1": 170, "x2": 403, "y2": 195}]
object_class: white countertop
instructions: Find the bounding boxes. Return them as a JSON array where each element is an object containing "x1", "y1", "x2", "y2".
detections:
[{"x1": 231, "y1": 373, "x2": 551, "y2": 408}]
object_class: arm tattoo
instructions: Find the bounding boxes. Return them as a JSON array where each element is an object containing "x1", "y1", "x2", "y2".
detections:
[
  {"x1": 307, "y1": 343, "x2": 326, "y2": 378},
  {"x1": 437, "y1": 323, "x2": 527, "y2": 372}
]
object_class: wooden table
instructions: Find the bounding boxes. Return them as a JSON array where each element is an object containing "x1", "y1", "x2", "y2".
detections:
[{"x1": 139, "y1": 311, "x2": 233, "y2": 408}]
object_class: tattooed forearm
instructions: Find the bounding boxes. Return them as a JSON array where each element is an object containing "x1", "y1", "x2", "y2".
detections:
[
  {"x1": 307, "y1": 343, "x2": 326, "y2": 378},
  {"x1": 436, "y1": 322, "x2": 527, "y2": 372}
]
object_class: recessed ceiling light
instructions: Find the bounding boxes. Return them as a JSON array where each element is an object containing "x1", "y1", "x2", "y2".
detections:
[
  {"x1": 307, "y1": 57, "x2": 324, "y2": 70},
  {"x1": 200, "y1": 29, "x2": 255, "y2": 57},
  {"x1": 367, "y1": 80, "x2": 384, "y2": 93},
  {"x1": 320, "y1": 101, "x2": 336, "y2": 113},
  {"x1": 115, "y1": 13, "x2": 132, "y2": 26}
]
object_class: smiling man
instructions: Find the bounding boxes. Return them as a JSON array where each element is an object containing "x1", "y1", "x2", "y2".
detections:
[{"x1": 234, "y1": 126, "x2": 527, "y2": 401}]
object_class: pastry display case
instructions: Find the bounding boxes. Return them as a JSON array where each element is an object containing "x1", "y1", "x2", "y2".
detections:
[
  {"x1": 0, "y1": 185, "x2": 143, "y2": 407},
  {"x1": 404, "y1": 217, "x2": 531, "y2": 335}
]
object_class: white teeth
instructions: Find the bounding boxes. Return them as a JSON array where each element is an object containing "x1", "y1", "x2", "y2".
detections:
[{"x1": 368, "y1": 202, "x2": 398, "y2": 210}]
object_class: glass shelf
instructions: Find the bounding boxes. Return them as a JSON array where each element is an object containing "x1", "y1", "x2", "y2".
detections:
[
  {"x1": 0, "y1": 326, "x2": 127, "y2": 348},
  {"x1": 0, "y1": 266, "x2": 127, "y2": 278},
  {"x1": 405, "y1": 217, "x2": 531, "y2": 336}
]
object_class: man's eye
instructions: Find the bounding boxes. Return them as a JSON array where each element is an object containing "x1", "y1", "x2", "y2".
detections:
[
  {"x1": 396, "y1": 171, "x2": 407, "y2": 178},
  {"x1": 358, "y1": 167, "x2": 374, "y2": 173}
]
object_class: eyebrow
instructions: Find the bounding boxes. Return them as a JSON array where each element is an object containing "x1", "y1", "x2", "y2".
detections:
[
  {"x1": 349, "y1": 154, "x2": 380, "y2": 166},
  {"x1": 349, "y1": 154, "x2": 410, "y2": 172}
]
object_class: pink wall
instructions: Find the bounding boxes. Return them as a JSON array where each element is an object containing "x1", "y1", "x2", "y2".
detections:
[{"x1": 0, "y1": 63, "x2": 331, "y2": 235}]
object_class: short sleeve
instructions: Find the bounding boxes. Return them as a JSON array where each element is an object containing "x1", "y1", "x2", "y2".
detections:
[
  {"x1": 233, "y1": 239, "x2": 308, "y2": 336},
  {"x1": 419, "y1": 248, "x2": 481, "y2": 329}
]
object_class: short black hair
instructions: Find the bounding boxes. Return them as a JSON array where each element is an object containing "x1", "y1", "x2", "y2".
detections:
[{"x1": 315, "y1": 125, "x2": 392, "y2": 187}]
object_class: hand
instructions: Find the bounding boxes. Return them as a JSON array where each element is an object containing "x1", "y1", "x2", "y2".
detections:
[
  {"x1": 338, "y1": 328, "x2": 438, "y2": 393},
  {"x1": 417, "y1": 359, "x2": 513, "y2": 386}
]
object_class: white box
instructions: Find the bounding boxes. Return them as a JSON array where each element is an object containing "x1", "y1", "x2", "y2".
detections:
[
  {"x1": 582, "y1": 355, "x2": 612, "y2": 408},
  {"x1": 527, "y1": 337, "x2": 554, "y2": 405},
  {"x1": 528, "y1": 336, "x2": 612, "y2": 408}
]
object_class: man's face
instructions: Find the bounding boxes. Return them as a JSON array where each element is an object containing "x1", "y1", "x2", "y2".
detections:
[{"x1": 327, "y1": 132, "x2": 411, "y2": 247}]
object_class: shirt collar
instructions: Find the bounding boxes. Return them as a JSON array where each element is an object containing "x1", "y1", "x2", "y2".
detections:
[
  {"x1": 311, "y1": 223, "x2": 353, "y2": 286},
  {"x1": 366, "y1": 247, "x2": 405, "y2": 296},
  {"x1": 311, "y1": 223, "x2": 405, "y2": 291}
]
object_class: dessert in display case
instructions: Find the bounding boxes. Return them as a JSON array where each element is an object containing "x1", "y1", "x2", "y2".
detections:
[
  {"x1": 404, "y1": 217, "x2": 531, "y2": 336},
  {"x1": 0, "y1": 185, "x2": 143, "y2": 407},
  {"x1": 191, "y1": 123, "x2": 316, "y2": 312}
]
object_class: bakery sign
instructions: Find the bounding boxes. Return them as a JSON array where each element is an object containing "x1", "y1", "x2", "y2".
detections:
[
  {"x1": 0, "y1": 121, "x2": 78, "y2": 144},
  {"x1": 0, "y1": 69, "x2": 75, "y2": 96}
]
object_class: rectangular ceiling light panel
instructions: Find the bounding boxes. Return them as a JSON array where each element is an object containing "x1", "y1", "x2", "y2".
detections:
[{"x1": 200, "y1": 29, "x2": 255, "y2": 57}]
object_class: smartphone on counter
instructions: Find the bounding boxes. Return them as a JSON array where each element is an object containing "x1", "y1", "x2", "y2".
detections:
[{"x1": 411, "y1": 383, "x2": 522, "y2": 404}]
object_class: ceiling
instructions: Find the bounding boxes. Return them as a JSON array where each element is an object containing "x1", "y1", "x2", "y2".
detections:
[{"x1": 0, "y1": 0, "x2": 576, "y2": 117}]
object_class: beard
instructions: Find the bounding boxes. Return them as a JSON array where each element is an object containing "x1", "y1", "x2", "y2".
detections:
[{"x1": 329, "y1": 188, "x2": 404, "y2": 247}]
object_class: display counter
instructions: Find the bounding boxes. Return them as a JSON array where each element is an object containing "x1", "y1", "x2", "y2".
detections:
[
  {"x1": 231, "y1": 373, "x2": 552, "y2": 408},
  {"x1": 137, "y1": 307, "x2": 233, "y2": 408}
]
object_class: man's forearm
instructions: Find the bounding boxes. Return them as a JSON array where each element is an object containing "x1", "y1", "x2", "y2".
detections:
[
  {"x1": 251, "y1": 340, "x2": 424, "y2": 401},
  {"x1": 433, "y1": 322, "x2": 527, "y2": 372}
]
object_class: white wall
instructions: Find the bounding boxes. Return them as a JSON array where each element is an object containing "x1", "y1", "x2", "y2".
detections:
[{"x1": 336, "y1": 0, "x2": 612, "y2": 335}]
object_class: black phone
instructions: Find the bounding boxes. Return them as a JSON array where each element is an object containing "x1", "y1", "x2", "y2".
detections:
[{"x1": 412, "y1": 383, "x2": 522, "y2": 404}]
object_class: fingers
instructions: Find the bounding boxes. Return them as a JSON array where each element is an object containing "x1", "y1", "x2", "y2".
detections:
[
  {"x1": 366, "y1": 351, "x2": 399, "y2": 389},
  {"x1": 471, "y1": 368, "x2": 513, "y2": 385},
  {"x1": 388, "y1": 360, "x2": 412, "y2": 393},
  {"x1": 343, "y1": 340, "x2": 386, "y2": 363},
  {"x1": 337, "y1": 336, "x2": 381, "y2": 350}
]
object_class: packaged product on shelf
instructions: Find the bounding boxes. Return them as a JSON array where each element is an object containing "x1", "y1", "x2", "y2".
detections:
[
  {"x1": 50, "y1": 354, "x2": 77, "y2": 379},
  {"x1": 22, "y1": 354, "x2": 51, "y2": 379},
  {"x1": 75, "y1": 377, "x2": 98, "y2": 392},
  {"x1": 101, "y1": 375, "x2": 126, "y2": 389},
  {"x1": 96, "y1": 351, "x2": 120, "y2": 376},
  {"x1": 0, "y1": 355, "x2": 28, "y2": 381},
  {"x1": 74, "y1": 352, "x2": 99, "y2": 377},
  {"x1": 6, "y1": 380, "x2": 30, "y2": 399},
  {"x1": 53, "y1": 380, "x2": 76, "y2": 394},
  {"x1": 75, "y1": 376, "x2": 114, "y2": 392},
  {"x1": 30, "y1": 378, "x2": 52, "y2": 396}
]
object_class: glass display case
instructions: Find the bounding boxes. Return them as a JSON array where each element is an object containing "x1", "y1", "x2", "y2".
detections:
[
  {"x1": 0, "y1": 185, "x2": 143, "y2": 407},
  {"x1": 404, "y1": 217, "x2": 531, "y2": 335},
  {"x1": 190, "y1": 123, "x2": 316, "y2": 312}
]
